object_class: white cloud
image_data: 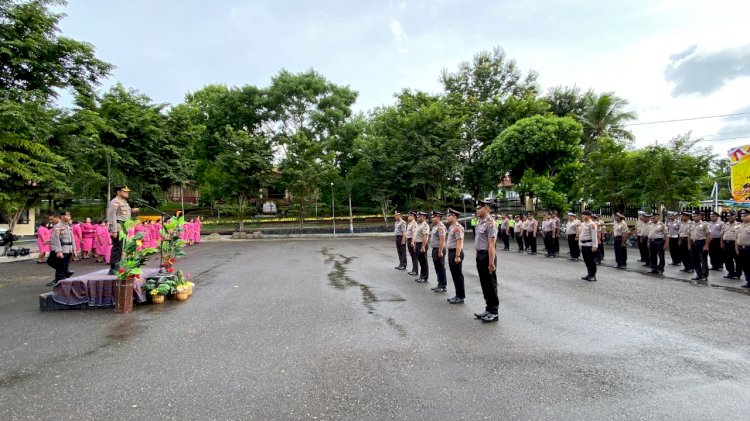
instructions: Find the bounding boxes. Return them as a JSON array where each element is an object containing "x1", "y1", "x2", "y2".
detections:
[{"x1": 389, "y1": 19, "x2": 408, "y2": 51}]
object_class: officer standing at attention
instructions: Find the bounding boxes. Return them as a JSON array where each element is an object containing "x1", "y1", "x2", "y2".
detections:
[
  {"x1": 678, "y1": 212, "x2": 694, "y2": 273},
  {"x1": 412, "y1": 211, "x2": 431, "y2": 283},
  {"x1": 405, "y1": 211, "x2": 419, "y2": 276},
  {"x1": 636, "y1": 213, "x2": 650, "y2": 265},
  {"x1": 525, "y1": 212, "x2": 538, "y2": 255},
  {"x1": 393, "y1": 211, "x2": 407, "y2": 270},
  {"x1": 507, "y1": 214, "x2": 515, "y2": 240},
  {"x1": 473, "y1": 200, "x2": 499, "y2": 323},
  {"x1": 666, "y1": 212, "x2": 682, "y2": 266},
  {"x1": 429, "y1": 211, "x2": 447, "y2": 293},
  {"x1": 592, "y1": 214, "x2": 605, "y2": 264},
  {"x1": 46, "y1": 211, "x2": 75, "y2": 286},
  {"x1": 499, "y1": 214, "x2": 510, "y2": 251},
  {"x1": 514, "y1": 215, "x2": 525, "y2": 252},
  {"x1": 553, "y1": 211, "x2": 562, "y2": 255},
  {"x1": 707, "y1": 211, "x2": 724, "y2": 271},
  {"x1": 567, "y1": 212, "x2": 581, "y2": 261},
  {"x1": 734, "y1": 209, "x2": 750, "y2": 288},
  {"x1": 578, "y1": 210, "x2": 598, "y2": 282},
  {"x1": 647, "y1": 212, "x2": 668, "y2": 275},
  {"x1": 689, "y1": 210, "x2": 711, "y2": 283},
  {"x1": 106, "y1": 185, "x2": 138, "y2": 275},
  {"x1": 445, "y1": 208, "x2": 465, "y2": 304},
  {"x1": 720, "y1": 212, "x2": 741, "y2": 279},
  {"x1": 613, "y1": 212, "x2": 629, "y2": 269}
]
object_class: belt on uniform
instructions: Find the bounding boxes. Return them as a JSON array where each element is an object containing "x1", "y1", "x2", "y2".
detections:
[
  {"x1": 61, "y1": 242, "x2": 73, "y2": 246},
  {"x1": 651, "y1": 238, "x2": 664, "y2": 242},
  {"x1": 476, "y1": 250, "x2": 489, "y2": 254},
  {"x1": 693, "y1": 239, "x2": 706, "y2": 243},
  {"x1": 580, "y1": 240, "x2": 591, "y2": 244},
  {"x1": 739, "y1": 245, "x2": 750, "y2": 249},
  {"x1": 448, "y1": 248, "x2": 456, "y2": 251}
]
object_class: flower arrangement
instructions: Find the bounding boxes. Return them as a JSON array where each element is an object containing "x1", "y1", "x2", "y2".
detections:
[
  {"x1": 116, "y1": 219, "x2": 159, "y2": 283},
  {"x1": 160, "y1": 216, "x2": 187, "y2": 273}
]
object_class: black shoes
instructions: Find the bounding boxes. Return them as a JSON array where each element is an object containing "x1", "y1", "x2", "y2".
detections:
[
  {"x1": 432, "y1": 287, "x2": 447, "y2": 293},
  {"x1": 581, "y1": 274, "x2": 597, "y2": 282},
  {"x1": 569, "y1": 258, "x2": 579, "y2": 261},
  {"x1": 480, "y1": 313, "x2": 499, "y2": 323},
  {"x1": 407, "y1": 271, "x2": 418, "y2": 276},
  {"x1": 395, "y1": 266, "x2": 406, "y2": 270},
  {"x1": 447, "y1": 296, "x2": 464, "y2": 304},
  {"x1": 65, "y1": 271, "x2": 74, "y2": 278},
  {"x1": 649, "y1": 270, "x2": 663, "y2": 275},
  {"x1": 616, "y1": 265, "x2": 626, "y2": 269},
  {"x1": 474, "y1": 310, "x2": 490, "y2": 319},
  {"x1": 414, "y1": 278, "x2": 428, "y2": 283},
  {"x1": 45, "y1": 279, "x2": 58, "y2": 287}
]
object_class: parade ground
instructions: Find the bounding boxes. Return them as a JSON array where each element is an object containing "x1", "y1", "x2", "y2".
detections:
[{"x1": 1, "y1": 237, "x2": 749, "y2": 420}]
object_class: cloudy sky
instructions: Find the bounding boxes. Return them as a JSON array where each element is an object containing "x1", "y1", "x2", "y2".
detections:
[{"x1": 57, "y1": 0, "x2": 750, "y2": 155}]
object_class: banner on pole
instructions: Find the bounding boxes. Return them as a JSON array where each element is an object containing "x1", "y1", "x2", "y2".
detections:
[{"x1": 728, "y1": 145, "x2": 750, "y2": 202}]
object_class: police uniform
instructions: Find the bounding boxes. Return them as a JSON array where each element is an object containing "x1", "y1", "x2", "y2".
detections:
[
  {"x1": 720, "y1": 214, "x2": 741, "y2": 279},
  {"x1": 647, "y1": 215, "x2": 668, "y2": 274},
  {"x1": 525, "y1": 214, "x2": 538, "y2": 254},
  {"x1": 445, "y1": 208, "x2": 465, "y2": 303},
  {"x1": 735, "y1": 209, "x2": 750, "y2": 288},
  {"x1": 678, "y1": 212, "x2": 694, "y2": 272},
  {"x1": 393, "y1": 212, "x2": 407, "y2": 270},
  {"x1": 707, "y1": 212, "x2": 724, "y2": 270},
  {"x1": 613, "y1": 213, "x2": 629, "y2": 269},
  {"x1": 689, "y1": 212, "x2": 711, "y2": 282},
  {"x1": 636, "y1": 215, "x2": 650, "y2": 265},
  {"x1": 49, "y1": 220, "x2": 74, "y2": 284},
  {"x1": 542, "y1": 214, "x2": 554, "y2": 257},
  {"x1": 515, "y1": 216, "x2": 525, "y2": 252},
  {"x1": 567, "y1": 213, "x2": 581, "y2": 260},
  {"x1": 106, "y1": 186, "x2": 133, "y2": 273},
  {"x1": 553, "y1": 213, "x2": 561, "y2": 254},
  {"x1": 499, "y1": 216, "x2": 510, "y2": 250},
  {"x1": 666, "y1": 213, "x2": 681, "y2": 265},
  {"x1": 579, "y1": 211, "x2": 599, "y2": 281},
  {"x1": 428, "y1": 211, "x2": 447, "y2": 292},
  {"x1": 474, "y1": 200, "x2": 499, "y2": 322},
  {"x1": 594, "y1": 216, "x2": 605, "y2": 264},
  {"x1": 413, "y1": 212, "x2": 431, "y2": 282},
  {"x1": 405, "y1": 211, "x2": 419, "y2": 275}
]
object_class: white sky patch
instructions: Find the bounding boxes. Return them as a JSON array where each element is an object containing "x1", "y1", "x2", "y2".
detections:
[{"x1": 389, "y1": 19, "x2": 409, "y2": 52}]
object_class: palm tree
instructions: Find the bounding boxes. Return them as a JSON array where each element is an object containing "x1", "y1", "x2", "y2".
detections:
[{"x1": 579, "y1": 92, "x2": 637, "y2": 156}]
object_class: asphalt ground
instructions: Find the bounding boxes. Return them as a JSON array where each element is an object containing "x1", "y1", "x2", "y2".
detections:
[{"x1": 0, "y1": 237, "x2": 749, "y2": 420}]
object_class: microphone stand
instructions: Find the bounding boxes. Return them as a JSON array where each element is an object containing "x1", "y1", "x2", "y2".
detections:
[{"x1": 133, "y1": 199, "x2": 169, "y2": 275}]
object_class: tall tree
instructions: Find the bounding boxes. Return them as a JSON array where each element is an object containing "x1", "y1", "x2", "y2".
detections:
[{"x1": 579, "y1": 92, "x2": 637, "y2": 155}]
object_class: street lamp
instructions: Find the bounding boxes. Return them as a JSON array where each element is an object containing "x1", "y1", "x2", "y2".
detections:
[{"x1": 331, "y1": 182, "x2": 336, "y2": 235}]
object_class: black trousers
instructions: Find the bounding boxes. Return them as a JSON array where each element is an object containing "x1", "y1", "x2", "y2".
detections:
[
  {"x1": 432, "y1": 248, "x2": 447, "y2": 287},
  {"x1": 639, "y1": 236, "x2": 650, "y2": 264},
  {"x1": 709, "y1": 238, "x2": 723, "y2": 269},
  {"x1": 109, "y1": 235, "x2": 123, "y2": 272},
  {"x1": 679, "y1": 238, "x2": 693, "y2": 270},
  {"x1": 554, "y1": 235, "x2": 560, "y2": 253},
  {"x1": 448, "y1": 249, "x2": 465, "y2": 298},
  {"x1": 691, "y1": 240, "x2": 708, "y2": 278},
  {"x1": 47, "y1": 252, "x2": 71, "y2": 281},
  {"x1": 581, "y1": 245, "x2": 597, "y2": 276},
  {"x1": 614, "y1": 235, "x2": 627, "y2": 267},
  {"x1": 738, "y1": 246, "x2": 750, "y2": 282},
  {"x1": 415, "y1": 242, "x2": 429, "y2": 280},
  {"x1": 668, "y1": 237, "x2": 681, "y2": 264},
  {"x1": 509, "y1": 227, "x2": 515, "y2": 239},
  {"x1": 723, "y1": 241, "x2": 739, "y2": 276},
  {"x1": 649, "y1": 238, "x2": 665, "y2": 272},
  {"x1": 595, "y1": 239, "x2": 603, "y2": 264},
  {"x1": 476, "y1": 250, "x2": 498, "y2": 314},
  {"x1": 500, "y1": 231, "x2": 510, "y2": 249},
  {"x1": 568, "y1": 234, "x2": 579, "y2": 258},
  {"x1": 516, "y1": 232, "x2": 525, "y2": 251},
  {"x1": 542, "y1": 232, "x2": 552, "y2": 254},
  {"x1": 395, "y1": 235, "x2": 406, "y2": 268},
  {"x1": 407, "y1": 238, "x2": 418, "y2": 273},
  {"x1": 526, "y1": 234, "x2": 537, "y2": 253}
]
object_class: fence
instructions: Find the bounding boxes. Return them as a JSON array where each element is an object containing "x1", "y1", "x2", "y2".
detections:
[{"x1": 569, "y1": 204, "x2": 717, "y2": 221}]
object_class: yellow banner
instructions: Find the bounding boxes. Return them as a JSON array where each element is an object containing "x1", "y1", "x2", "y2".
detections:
[{"x1": 729, "y1": 145, "x2": 750, "y2": 202}]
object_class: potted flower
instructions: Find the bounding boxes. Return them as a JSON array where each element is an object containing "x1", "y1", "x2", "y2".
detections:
[
  {"x1": 149, "y1": 284, "x2": 171, "y2": 304},
  {"x1": 173, "y1": 270, "x2": 192, "y2": 300},
  {"x1": 114, "y1": 220, "x2": 158, "y2": 313}
]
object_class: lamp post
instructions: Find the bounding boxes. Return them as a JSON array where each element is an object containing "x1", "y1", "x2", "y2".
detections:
[{"x1": 331, "y1": 182, "x2": 336, "y2": 235}]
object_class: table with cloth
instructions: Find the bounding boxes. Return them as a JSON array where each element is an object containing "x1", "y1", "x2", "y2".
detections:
[{"x1": 51, "y1": 268, "x2": 160, "y2": 307}]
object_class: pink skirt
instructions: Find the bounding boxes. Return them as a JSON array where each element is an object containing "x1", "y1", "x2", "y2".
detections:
[
  {"x1": 82, "y1": 237, "x2": 94, "y2": 252},
  {"x1": 37, "y1": 240, "x2": 50, "y2": 253},
  {"x1": 74, "y1": 238, "x2": 82, "y2": 253}
]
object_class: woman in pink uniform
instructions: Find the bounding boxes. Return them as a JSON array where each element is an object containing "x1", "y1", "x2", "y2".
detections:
[
  {"x1": 101, "y1": 220, "x2": 112, "y2": 263},
  {"x1": 142, "y1": 220, "x2": 154, "y2": 249},
  {"x1": 36, "y1": 223, "x2": 51, "y2": 263},
  {"x1": 81, "y1": 217, "x2": 96, "y2": 259},
  {"x1": 180, "y1": 218, "x2": 190, "y2": 245},
  {"x1": 133, "y1": 220, "x2": 145, "y2": 251},
  {"x1": 94, "y1": 220, "x2": 109, "y2": 263},
  {"x1": 72, "y1": 220, "x2": 83, "y2": 261},
  {"x1": 154, "y1": 218, "x2": 163, "y2": 248},
  {"x1": 195, "y1": 217, "x2": 202, "y2": 244}
]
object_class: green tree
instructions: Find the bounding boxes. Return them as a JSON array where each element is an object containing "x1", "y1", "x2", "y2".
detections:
[{"x1": 579, "y1": 92, "x2": 637, "y2": 155}]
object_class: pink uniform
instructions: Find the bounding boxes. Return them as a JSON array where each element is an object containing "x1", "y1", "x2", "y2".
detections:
[
  {"x1": 72, "y1": 223, "x2": 83, "y2": 254},
  {"x1": 195, "y1": 219, "x2": 202, "y2": 244},
  {"x1": 81, "y1": 222, "x2": 96, "y2": 252},
  {"x1": 142, "y1": 224, "x2": 154, "y2": 249},
  {"x1": 95, "y1": 224, "x2": 111, "y2": 263},
  {"x1": 37, "y1": 225, "x2": 51, "y2": 253}
]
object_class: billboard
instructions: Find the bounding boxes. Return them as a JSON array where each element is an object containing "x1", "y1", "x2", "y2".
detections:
[{"x1": 728, "y1": 145, "x2": 750, "y2": 202}]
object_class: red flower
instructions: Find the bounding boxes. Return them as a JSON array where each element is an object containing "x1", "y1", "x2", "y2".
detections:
[
  {"x1": 118, "y1": 268, "x2": 126, "y2": 274},
  {"x1": 167, "y1": 267, "x2": 175, "y2": 273}
]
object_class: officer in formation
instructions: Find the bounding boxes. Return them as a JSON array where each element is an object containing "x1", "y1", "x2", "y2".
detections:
[
  {"x1": 507, "y1": 214, "x2": 516, "y2": 241},
  {"x1": 405, "y1": 211, "x2": 419, "y2": 276},
  {"x1": 636, "y1": 213, "x2": 651, "y2": 266},
  {"x1": 445, "y1": 208, "x2": 465, "y2": 304},
  {"x1": 647, "y1": 212, "x2": 668, "y2": 275},
  {"x1": 542, "y1": 212, "x2": 556, "y2": 257},
  {"x1": 678, "y1": 211, "x2": 694, "y2": 273},
  {"x1": 473, "y1": 200, "x2": 499, "y2": 323},
  {"x1": 524, "y1": 212, "x2": 538, "y2": 255},
  {"x1": 106, "y1": 185, "x2": 138, "y2": 275},
  {"x1": 428, "y1": 211, "x2": 448, "y2": 293},
  {"x1": 613, "y1": 212, "x2": 629, "y2": 269},
  {"x1": 578, "y1": 210, "x2": 598, "y2": 282},
  {"x1": 665, "y1": 212, "x2": 681, "y2": 266},
  {"x1": 592, "y1": 214, "x2": 606, "y2": 264},
  {"x1": 720, "y1": 212, "x2": 741, "y2": 279},
  {"x1": 499, "y1": 214, "x2": 510, "y2": 251},
  {"x1": 567, "y1": 212, "x2": 581, "y2": 261},
  {"x1": 689, "y1": 210, "x2": 711, "y2": 283},
  {"x1": 707, "y1": 211, "x2": 724, "y2": 271},
  {"x1": 514, "y1": 214, "x2": 525, "y2": 252},
  {"x1": 46, "y1": 211, "x2": 75, "y2": 286},
  {"x1": 735, "y1": 209, "x2": 750, "y2": 288},
  {"x1": 412, "y1": 211, "x2": 430, "y2": 282},
  {"x1": 393, "y1": 211, "x2": 407, "y2": 270}
]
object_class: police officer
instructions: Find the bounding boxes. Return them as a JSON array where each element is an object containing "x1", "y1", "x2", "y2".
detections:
[
  {"x1": 412, "y1": 211, "x2": 430, "y2": 283},
  {"x1": 720, "y1": 212, "x2": 741, "y2": 279},
  {"x1": 473, "y1": 200, "x2": 499, "y2": 323},
  {"x1": 636, "y1": 213, "x2": 650, "y2": 265},
  {"x1": 553, "y1": 211, "x2": 561, "y2": 254},
  {"x1": 428, "y1": 211, "x2": 447, "y2": 293},
  {"x1": 579, "y1": 210, "x2": 598, "y2": 282},
  {"x1": 515, "y1": 215, "x2": 525, "y2": 252},
  {"x1": 542, "y1": 212, "x2": 554, "y2": 257},
  {"x1": 46, "y1": 211, "x2": 74, "y2": 286},
  {"x1": 735, "y1": 209, "x2": 750, "y2": 288},
  {"x1": 405, "y1": 211, "x2": 419, "y2": 276},
  {"x1": 613, "y1": 212, "x2": 629, "y2": 269},
  {"x1": 499, "y1": 214, "x2": 510, "y2": 251},
  {"x1": 592, "y1": 214, "x2": 605, "y2": 264},
  {"x1": 647, "y1": 212, "x2": 668, "y2": 275},
  {"x1": 107, "y1": 185, "x2": 138, "y2": 274},
  {"x1": 689, "y1": 210, "x2": 711, "y2": 283},
  {"x1": 525, "y1": 212, "x2": 538, "y2": 255},
  {"x1": 393, "y1": 211, "x2": 407, "y2": 270},
  {"x1": 678, "y1": 211, "x2": 694, "y2": 273},
  {"x1": 567, "y1": 212, "x2": 580, "y2": 261},
  {"x1": 445, "y1": 208, "x2": 465, "y2": 304},
  {"x1": 707, "y1": 211, "x2": 724, "y2": 271},
  {"x1": 666, "y1": 212, "x2": 681, "y2": 266}
]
